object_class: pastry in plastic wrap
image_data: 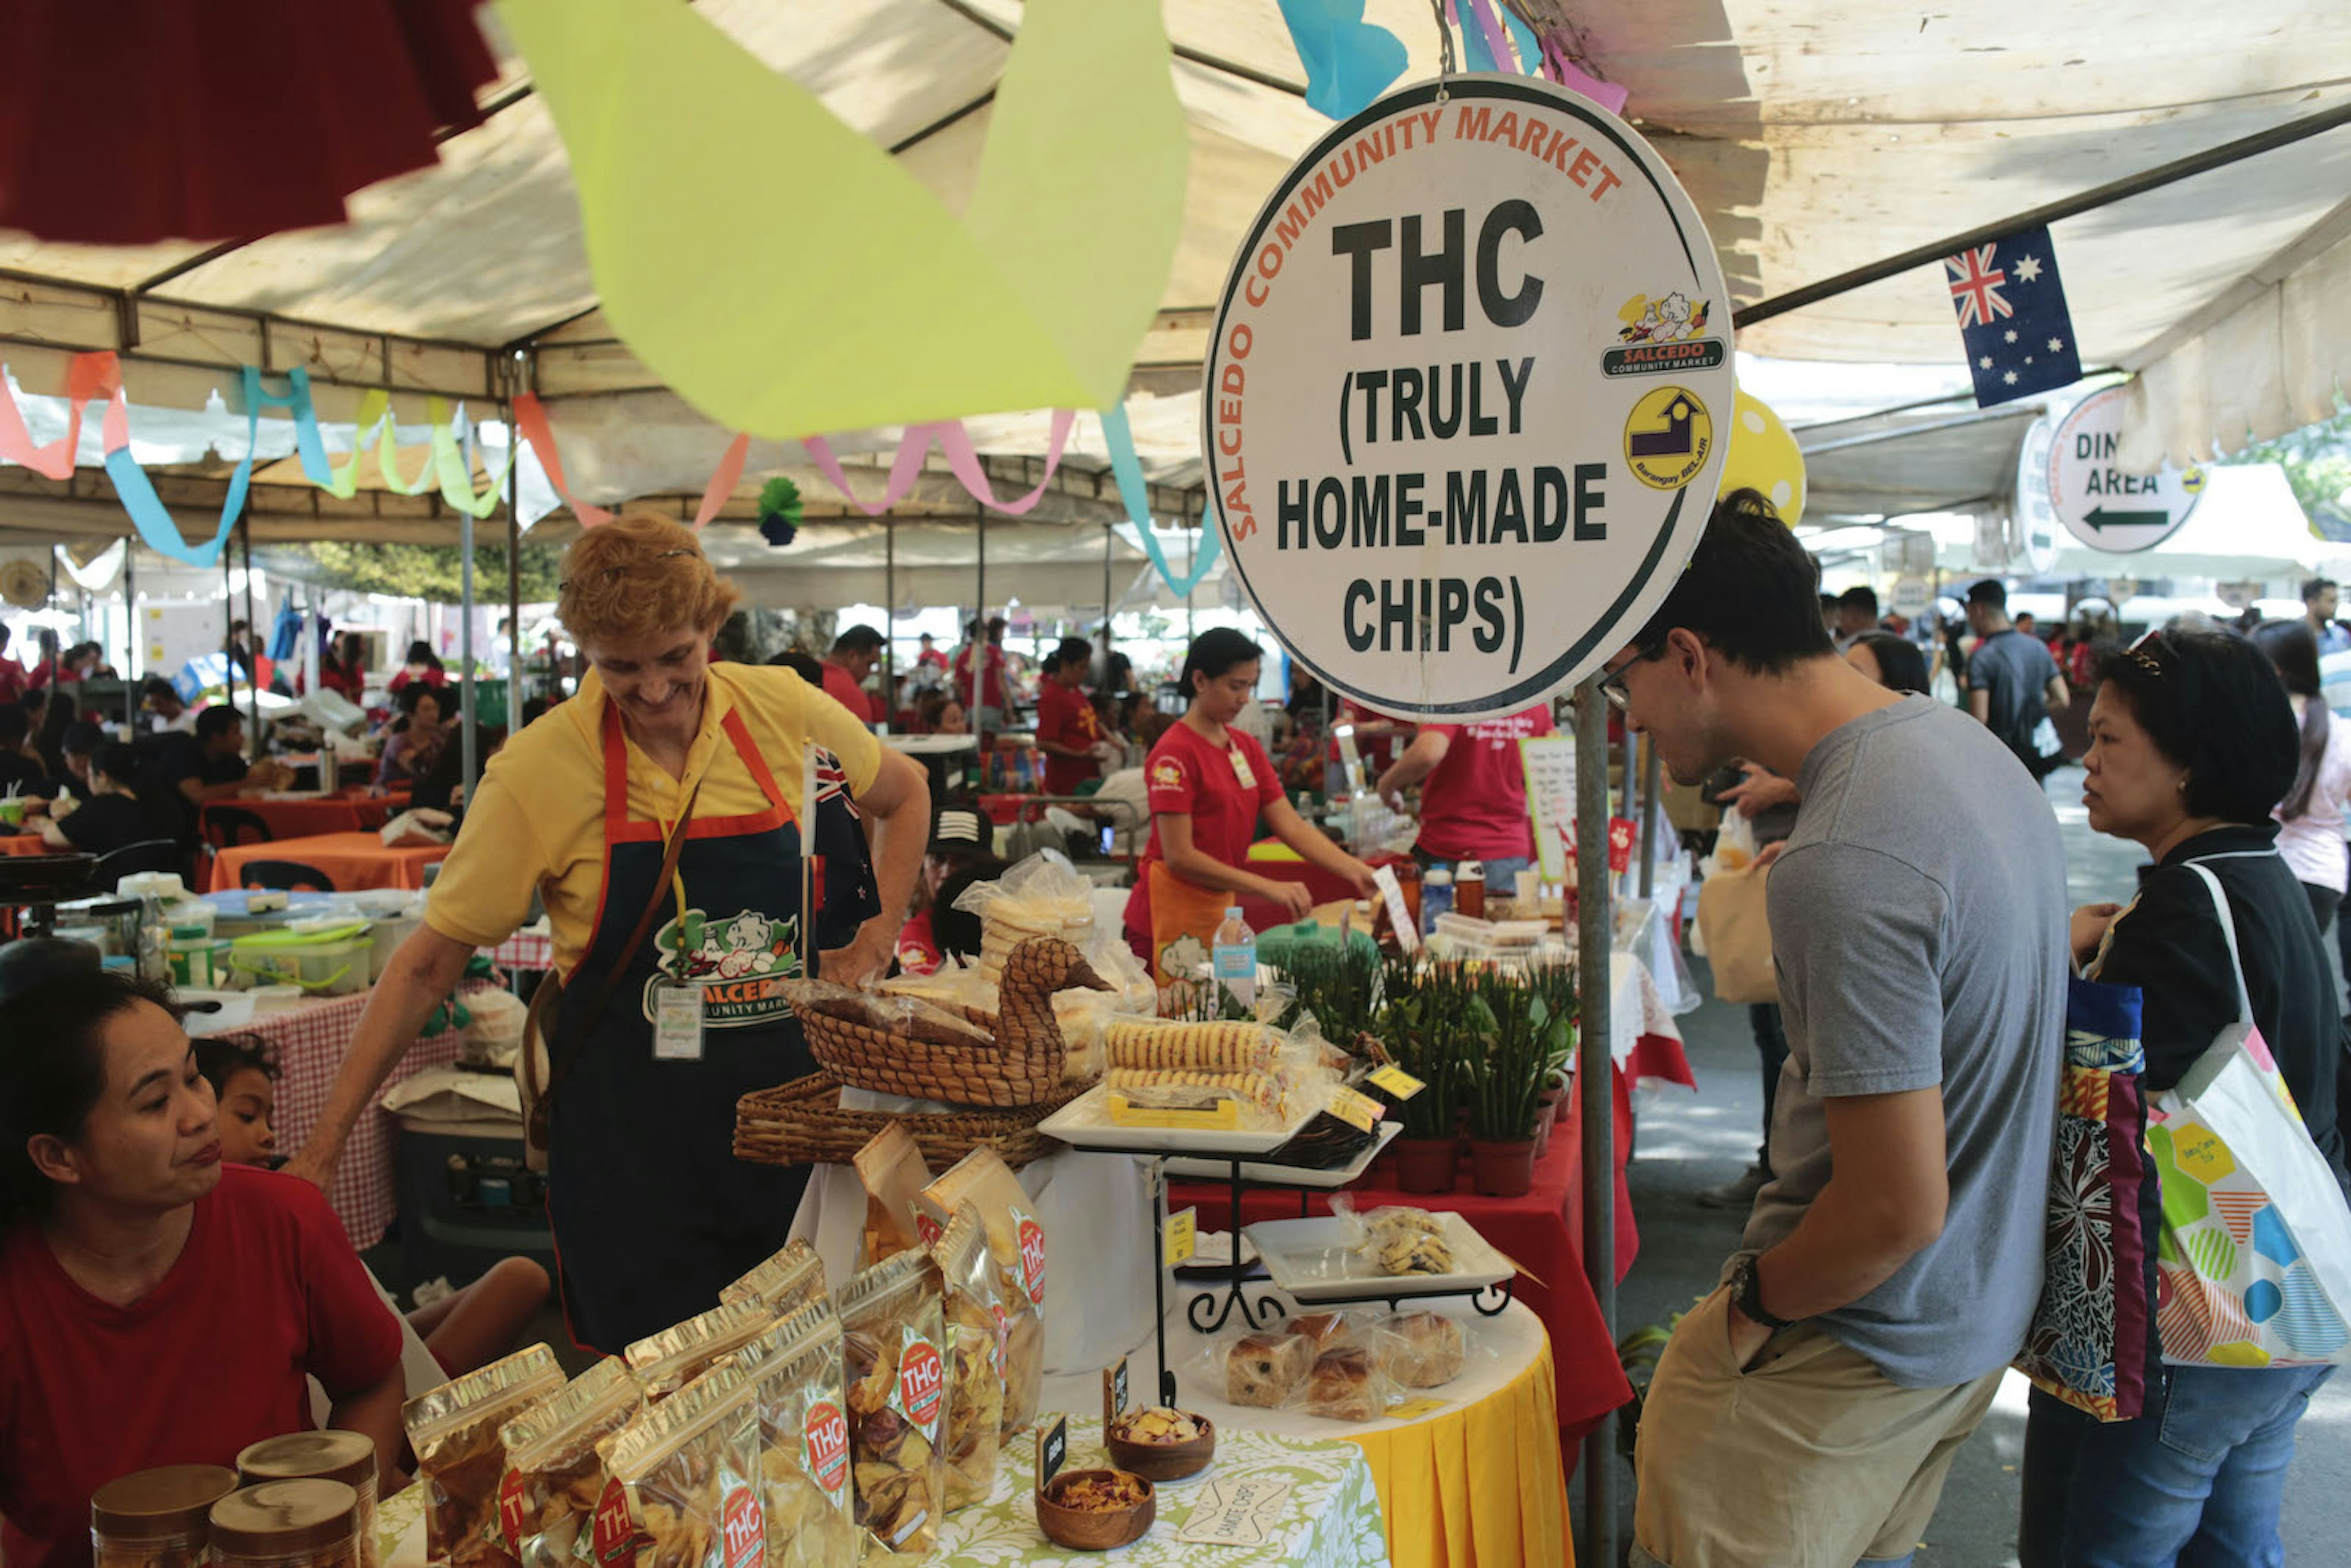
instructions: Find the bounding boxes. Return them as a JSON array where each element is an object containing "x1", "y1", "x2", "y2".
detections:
[
  {"x1": 591, "y1": 1362, "x2": 764, "y2": 1568},
  {"x1": 1375, "y1": 1312, "x2": 1466, "y2": 1388},
  {"x1": 837, "y1": 1248, "x2": 951, "y2": 1554},
  {"x1": 1288, "y1": 1312, "x2": 1354, "y2": 1352},
  {"x1": 735, "y1": 1299, "x2": 859, "y2": 1568},
  {"x1": 1376, "y1": 1230, "x2": 1455, "y2": 1277},
  {"x1": 1303, "y1": 1347, "x2": 1385, "y2": 1423},
  {"x1": 495, "y1": 1357, "x2": 643, "y2": 1568},
  {"x1": 1103, "y1": 1017, "x2": 1278, "y2": 1072},
  {"x1": 403, "y1": 1343, "x2": 565, "y2": 1568},
  {"x1": 1224, "y1": 1330, "x2": 1313, "y2": 1408}
]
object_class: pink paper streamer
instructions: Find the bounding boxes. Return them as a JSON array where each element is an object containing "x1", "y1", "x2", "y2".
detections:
[
  {"x1": 1547, "y1": 47, "x2": 1629, "y2": 114},
  {"x1": 1462, "y1": 0, "x2": 1517, "y2": 76},
  {"x1": 0, "y1": 353, "x2": 118, "y2": 479},
  {"x1": 694, "y1": 433, "x2": 751, "y2": 530},
  {"x1": 802, "y1": 410, "x2": 1077, "y2": 519}
]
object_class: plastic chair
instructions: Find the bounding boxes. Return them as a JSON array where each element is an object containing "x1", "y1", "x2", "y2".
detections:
[
  {"x1": 204, "y1": 806, "x2": 274, "y2": 849},
  {"x1": 240, "y1": 860, "x2": 337, "y2": 893},
  {"x1": 94, "y1": 839, "x2": 182, "y2": 883}
]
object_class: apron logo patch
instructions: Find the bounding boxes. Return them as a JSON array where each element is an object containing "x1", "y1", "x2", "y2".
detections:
[{"x1": 648, "y1": 906, "x2": 803, "y2": 1027}]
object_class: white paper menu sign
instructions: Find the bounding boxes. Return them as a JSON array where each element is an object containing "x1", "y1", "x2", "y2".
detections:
[
  {"x1": 1520, "y1": 734, "x2": 1578, "y2": 883},
  {"x1": 1179, "y1": 1473, "x2": 1296, "y2": 1546},
  {"x1": 1373, "y1": 863, "x2": 1419, "y2": 953}
]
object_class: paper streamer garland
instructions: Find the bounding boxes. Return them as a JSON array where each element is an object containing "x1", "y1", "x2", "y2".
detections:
[
  {"x1": 799, "y1": 411, "x2": 1078, "y2": 520},
  {"x1": 1099, "y1": 402, "x2": 1221, "y2": 599},
  {"x1": 1273, "y1": 0, "x2": 1408, "y2": 121},
  {"x1": 500, "y1": 0, "x2": 1187, "y2": 437}
]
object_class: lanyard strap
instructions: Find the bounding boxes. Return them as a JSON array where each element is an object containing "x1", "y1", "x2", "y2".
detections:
[{"x1": 2183, "y1": 859, "x2": 2257, "y2": 1028}]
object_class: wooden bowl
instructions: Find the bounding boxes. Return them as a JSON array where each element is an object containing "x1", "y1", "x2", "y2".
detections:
[
  {"x1": 1035, "y1": 1469, "x2": 1156, "y2": 1550},
  {"x1": 1105, "y1": 1412, "x2": 1217, "y2": 1481}
]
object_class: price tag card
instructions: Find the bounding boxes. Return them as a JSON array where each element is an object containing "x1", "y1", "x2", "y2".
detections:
[
  {"x1": 1108, "y1": 1093, "x2": 1240, "y2": 1131},
  {"x1": 1035, "y1": 1414, "x2": 1069, "y2": 1495},
  {"x1": 652, "y1": 984, "x2": 704, "y2": 1061},
  {"x1": 1325, "y1": 1086, "x2": 1384, "y2": 1132},
  {"x1": 1102, "y1": 1357, "x2": 1130, "y2": 1428},
  {"x1": 1386, "y1": 1395, "x2": 1452, "y2": 1422},
  {"x1": 1372, "y1": 864, "x2": 1419, "y2": 953},
  {"x1": 1367, "y1": 1064, "x2": 1426, "y2": 1101},
  {"x1": 1178, "y1": 1472, "x2": 1295, "y2": 1546},
  {"x1": 1163, "y1": 1206, "x2": 1198, "y2": 1267}
]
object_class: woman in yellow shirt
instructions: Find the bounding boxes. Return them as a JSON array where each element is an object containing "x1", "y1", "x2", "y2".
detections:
[{"x1": 285, "y1": 514, "x2": 928, "y2": 1351}]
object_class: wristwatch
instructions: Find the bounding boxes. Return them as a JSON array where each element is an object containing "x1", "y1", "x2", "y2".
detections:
[{"x1": 1729, "y1": 1252, "x2": 1796, "y2": 1331}]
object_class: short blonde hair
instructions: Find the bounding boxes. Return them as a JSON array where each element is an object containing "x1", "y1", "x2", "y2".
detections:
[{"x1": 557, "y1": 512, "x2": 743, "y2": 651}]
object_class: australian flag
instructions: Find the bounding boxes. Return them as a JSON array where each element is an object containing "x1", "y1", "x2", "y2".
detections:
[{"x1": 1946, "y1": 225, "x2": 2082, "y2": 408}]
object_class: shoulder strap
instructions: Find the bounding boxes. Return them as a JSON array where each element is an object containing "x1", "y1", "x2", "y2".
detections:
[{"x1": 2183, "y1": 860, "x2": 2255, "y2": 1028}]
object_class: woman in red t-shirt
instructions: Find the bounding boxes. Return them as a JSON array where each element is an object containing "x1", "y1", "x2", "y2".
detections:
[
  {"x1": 0, "y1": 970, "x2": 406, "y2": 1568},
  {"x1": 1122, "y1": 629, "x2": 1376, "y2": 978},
  {"x1": 1035, "y1": 636, "x2": 1117, "y2": 795}
]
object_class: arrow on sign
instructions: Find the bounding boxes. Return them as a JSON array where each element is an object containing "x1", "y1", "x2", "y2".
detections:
[{"x1": 2081, "y1": 506, "x2": 2172, "y2": 531}]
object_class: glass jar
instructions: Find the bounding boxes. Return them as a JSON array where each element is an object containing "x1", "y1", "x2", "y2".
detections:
[
  {"x1": 208, "y1": 1480, "x2": 361, "y2": 1568},
  {"x1": 235, "y1": 1433, "x2": 377, "y2": 1568},
  {"x1": 91, "y1": 1464, "x2": 240, "y2": 1568}
]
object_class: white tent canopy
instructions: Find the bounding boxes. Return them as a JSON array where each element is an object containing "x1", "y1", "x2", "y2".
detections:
[{"x1": 0, "y1": 1, "x2": 2342, "y2": 558}]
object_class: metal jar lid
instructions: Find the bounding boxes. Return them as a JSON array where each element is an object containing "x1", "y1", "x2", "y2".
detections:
[
  {"x1": 90, "y1": 1465, "x2": 241, "y2": 1540},
  {"x1": 208, "y1": 1480, "x2": 359, "y2": 1558},
  {"x1": 235, "y1": 1431, "x2": 376, "y2": 1493}
]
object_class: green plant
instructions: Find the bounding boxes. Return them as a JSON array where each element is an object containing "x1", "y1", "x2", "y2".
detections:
[
  {"x1": 1378, "y1": 959, "x2": 1466, "y2": 1139},
  {"x1": 1272, "y1": 940, "x2": 1382, "y2": 1041},
  {"x1": 1464, "y1": 970, "x2": 1573, "y2": 1142}
]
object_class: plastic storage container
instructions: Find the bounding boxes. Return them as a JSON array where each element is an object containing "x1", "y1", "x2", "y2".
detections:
[
  {"x1": 229, "y1": 922, "x2": 371, "y2": 996},
  {"x1": 235, "y1": 1433, "x2": 377, "y2": 1568},
  {"x1": 168, "y1": 926, "x2": 235, "y2": 989},
  {"x1": 208, "y1": 1480, "x2": 360, "y2": 1568},
  {"x1": 333, "y1": 891, "x2": 422, "y2": 983},
  {"x1": 90, "y1": 1464, "x2": 240, "y2": 1568}
]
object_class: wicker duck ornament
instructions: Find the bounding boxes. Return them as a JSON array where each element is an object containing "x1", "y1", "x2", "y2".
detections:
[{"x1": 784, "y1": 937, "x2": 1112, "y2": 1108}]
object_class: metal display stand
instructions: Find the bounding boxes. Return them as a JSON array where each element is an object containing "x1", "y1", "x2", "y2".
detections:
[{"x1": 1060, "y1": 1139, "x2": 1515, "y2": 1408}]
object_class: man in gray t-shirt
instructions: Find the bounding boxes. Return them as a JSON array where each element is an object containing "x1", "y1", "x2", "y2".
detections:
[
  {"x1": 1965, "y1": 577, "x2": 2070, "y2": 775},
  {"x1": 1605, "y1": 490, "x2": 2066, "y2": 1568}
]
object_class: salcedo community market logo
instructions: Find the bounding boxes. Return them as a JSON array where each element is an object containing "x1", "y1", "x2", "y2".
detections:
[
  {"x1": 646, "y1": 907, "x2": 802, "y2": 1027},
  {"x1": 1204, "y1": 77, "x2": 1733, "y2": 721}
]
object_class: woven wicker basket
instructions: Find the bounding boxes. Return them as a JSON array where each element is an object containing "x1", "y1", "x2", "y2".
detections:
[
  {"x1": 787, "y1": 936, "x2": 1102, "y2": 1107},
  {"x1": 734, "y1": 1075, "x2": 1077, "y2": 1172}
]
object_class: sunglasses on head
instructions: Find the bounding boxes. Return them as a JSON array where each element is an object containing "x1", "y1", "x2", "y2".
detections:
[
  {"x1": 2126, "y1": 627, "x2": 2175, "y2": 679},
  {"x1": 560, "y1": 547, "x2": 697, "y2": 592}
]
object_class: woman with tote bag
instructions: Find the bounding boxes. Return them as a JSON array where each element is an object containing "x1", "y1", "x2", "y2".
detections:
[{"x1": 2022, "y1": 628, "x2": 2351, "y2": 1567}]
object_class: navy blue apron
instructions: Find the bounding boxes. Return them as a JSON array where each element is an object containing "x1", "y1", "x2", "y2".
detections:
[{"x1": 546, "y1": 702, "x2": 873, "y2": 1352}]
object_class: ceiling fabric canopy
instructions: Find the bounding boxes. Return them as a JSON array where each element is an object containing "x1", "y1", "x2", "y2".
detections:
[{"x1": 0, "y1": 0, "x2": 2342, "y2": 552}]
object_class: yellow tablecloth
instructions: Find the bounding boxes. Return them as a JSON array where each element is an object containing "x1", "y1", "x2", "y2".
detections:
[{"x1": 1345, "y1": 1335, "x2": 1570, "y2": 1568}]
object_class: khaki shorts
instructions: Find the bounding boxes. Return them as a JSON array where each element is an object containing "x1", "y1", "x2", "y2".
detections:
[{"x1": 1631, "y1": 1286, "x2": 2002, "y2": 1568}]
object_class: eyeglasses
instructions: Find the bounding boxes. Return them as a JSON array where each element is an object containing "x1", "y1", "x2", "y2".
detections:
[
  {"x1": 560, "y1": 547, "x2": 697, "y2": 592},
  {"x1": 1598, "y1": 643, "x2": 1668, "y2": 712},
  {"x1": 2126, "y1": 628, "x2": 2174, "y2": 680}
]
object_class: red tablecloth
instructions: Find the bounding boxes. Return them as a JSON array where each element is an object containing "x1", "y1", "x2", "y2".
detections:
[
  {"x1": 205, "y1": 792, "x2": 408, "y2": 841},
  {"x1": 245, "y1": 980, "x2": 498, "y2": 1248},
  {"x1": 1168, "y1": 1060, "x2": 1647, "y2": 1440},
  {"x1": 207, "y1": 830, "x2": 449, "y2": 893},
  {"x1": 0, "y1": 834, "x2": 54, "y2": 857}
]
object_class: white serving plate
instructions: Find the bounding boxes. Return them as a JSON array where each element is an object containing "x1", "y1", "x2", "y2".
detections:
[
  {"x1": 1163, "y1": 1120, "x2": 1399, "y2": 1188},
  {"x1": 1241, "y1": 1212, "x2": 1512, "y2": 1302},
  {"x1": 1038, "y1": 1084, "x2": 1310, "y2": 1155}
]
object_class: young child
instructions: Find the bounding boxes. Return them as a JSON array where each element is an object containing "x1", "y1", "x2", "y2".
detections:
[{"x1": 192, "y1": 1036, "x2": 552, "y2": 1379}]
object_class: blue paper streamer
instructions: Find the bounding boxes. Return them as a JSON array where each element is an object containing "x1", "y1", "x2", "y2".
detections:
[
  {"x1": 107, "y1": 365, "x2": 328, "y2": 569},
  {"x1": 1499, "y1": 4, "x2": 1543, "y2": 73},
  {"x1": 1100, "y1": 403, "x2": 1221, "y2": 598},
  {"x1": 1275, "y1": 0, "x2": 1408, "y2": 120},
  {"x1": 1456, "y1": 2, "x2": 1501, "y2": 72}
]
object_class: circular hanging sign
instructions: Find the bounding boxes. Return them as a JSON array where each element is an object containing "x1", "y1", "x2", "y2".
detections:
[
  {"x1": 1203, "y1": 75, "x2": 1734, "y2": 721},
  {"x1": 2047, "y1": 384, "x2": 2204, "y2": 553},
  {"x1": 2012, "y1": 413, "x2": 2060, "y2": 573}
]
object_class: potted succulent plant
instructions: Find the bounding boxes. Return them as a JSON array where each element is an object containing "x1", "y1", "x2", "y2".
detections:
[
  {"x1": 1379, "y1": 962, "x2": 1468, "y2": 1193},
  {"x1": 1465, "y1": 974, "x2": 1575, "y2": 1197}
]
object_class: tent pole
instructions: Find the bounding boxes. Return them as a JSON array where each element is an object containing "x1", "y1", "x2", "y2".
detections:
[
  {"x1": 1573, "y1": 677, "x2": 1618, "y2": 1568},
  {"x1": 221, "y1": 538, "x2": 239, "y2": 738},
  {"x1": 460, "y1": 498, "x2": 479, "y2": 800},
  {"x1": 1735, "y1": 97, "x2": 2351, "y2": 330},
  {"x1": 885, "y1": 518, "x2": 896, "y2": 729},
  {"x1": 122, "y1": 548, "x2": 138, "y2": 737},
  {"x1": 240, "y1": 517, "x2": 260, "y2": 740},
  {"x1": 1638, "y1": 732, "x2": 1663, "y2": 899},
  {"x1": 974, "y1": 514, "x2": 988, "y2": 762},
  {"x1": 1102, "y1": 522, "x2": 1113, "y2": 675}
]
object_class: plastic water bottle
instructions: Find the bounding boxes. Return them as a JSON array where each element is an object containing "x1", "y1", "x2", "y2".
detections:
[
  {"x1": 1212, "y1": 907, "x2": 1257, "y2": 1015},
  {"x1": 1421, "y1": 868, "x2": 1455, "y2": 934}
]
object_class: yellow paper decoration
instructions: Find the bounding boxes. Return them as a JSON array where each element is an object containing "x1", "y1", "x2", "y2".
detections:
[
  {"x1": 500, "y1": 0, "x2": 1188, "y2": 435},
  {"x1": 1719, "y1": 386, "x2": 1807, "y2": 526}
]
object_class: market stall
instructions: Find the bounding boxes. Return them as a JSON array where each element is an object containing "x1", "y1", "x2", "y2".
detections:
[{"x1": 206, "y1": 830, "x2": 452, "y2": 893}]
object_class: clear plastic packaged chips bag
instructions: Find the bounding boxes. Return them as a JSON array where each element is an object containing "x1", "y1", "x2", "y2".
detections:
[
  {"x1": 625, "y1": 1300, "x2": 773, "y2": 1402},
  {"x1": 781, "y1": 978, "x2": 994, "y2": 1049},
  {"x1": 593, "y1": 1362, "x2": 767, "y2": 1568},
  {"x1": 929, "y1": 1204, "x2": 1007, "y2": 1512},
  {"x1": 838, "y1": 1247, "x2": 951, "y2": 1555},
  {"x1": 733, "y1": 1298, "x2": 860, "y2": 1568},
  {"x1": 403, "y1": 1343, "x2": 565, "y2": 1568},
  {"x1": 917, "y1": 1149, "x2": 1044, "y2": 1435},
  {"x1": 719, "y1": 1237, "x2": 828, "y2": 1316},
  {"x1": 853, "y1": 1122, "x2": 934, "y2": 1265},
  {"x1": 494, "y1": 1357, "x2": 643, "y2": 1568}
]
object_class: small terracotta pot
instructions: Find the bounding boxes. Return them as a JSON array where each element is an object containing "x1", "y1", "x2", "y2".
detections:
[
  {"x1": 1531, "y1": 1113, "x2": 1553, "y2": 1160},
  {"x1": 1393, "y1": 1136, "x2": 1463, "y2": 1194},
  {"x1": 1468, "y1": 1137, "x2": 1538, "y2": 1198}
]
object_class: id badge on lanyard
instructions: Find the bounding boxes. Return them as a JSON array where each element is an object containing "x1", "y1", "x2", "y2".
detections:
[
  {"x1": 1228, "y1": 743, "x2": 1258, "y2": 791},
  {"x1": 651, "y1": 830, "x2": 705, "y2": 1061}
]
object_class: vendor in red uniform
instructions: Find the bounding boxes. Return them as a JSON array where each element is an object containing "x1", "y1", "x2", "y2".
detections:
[
  {"x1": 0, "y1": 970, "x2": 405, "y2": 1568},
  {"x1": 1035, "y1": 636, "x2": 1118, "y2": 795},
  {"x1": 954, "y1": 615, "x2": 1014, "y2": 732},
  {"x1": 1374, "y1": 702, "x2": 1556, "y2": 893},
  {"x1": 1123, "y1": 629, "x2": 1376, "y2": 980},
  {"x1": 821, "y1": 625, "x2": 887, "y2": 724}
]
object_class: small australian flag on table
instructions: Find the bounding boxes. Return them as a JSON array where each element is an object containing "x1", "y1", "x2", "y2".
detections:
[{"x1": 1946, "y1": 224, "x2": 2082, "y2": 407}]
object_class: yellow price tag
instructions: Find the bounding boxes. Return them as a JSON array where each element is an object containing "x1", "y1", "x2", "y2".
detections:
[
  {"x1": 1326, "y1": 1086, "x2": 1384, "y2": 1133},
  {"x1": 1367, "y1": 1065, "x2": 1427, "y2": 1101},
  {"x1": 1108, "y1": 1092, "x2": 1241, "y2": 1131},
  {"x1": 1163, "y1": 1206, "x2": 1198, "y2": 1267},
  {"x1": 1387, "y1": 1396, "x2": 1450, "y2": 1421}
]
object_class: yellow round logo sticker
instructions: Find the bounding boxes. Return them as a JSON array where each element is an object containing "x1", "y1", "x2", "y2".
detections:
[{"x1": 1622, "y1": 386, "x2": 1713, "y2": 490}]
